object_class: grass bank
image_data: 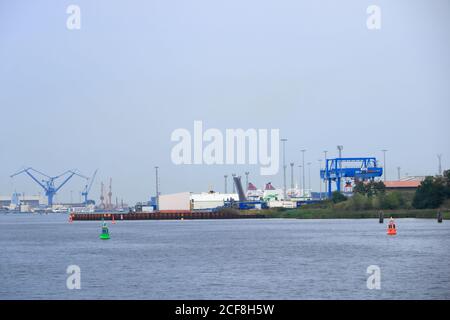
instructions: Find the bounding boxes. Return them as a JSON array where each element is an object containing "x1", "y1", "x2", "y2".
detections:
[{"x1": 258, "y1": 208, "x2": 450, "y2": 219}]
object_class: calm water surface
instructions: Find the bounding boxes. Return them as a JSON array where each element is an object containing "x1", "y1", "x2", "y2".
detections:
[{"x1": 0, "y1": 214, "x2": 449, "y2": 299}]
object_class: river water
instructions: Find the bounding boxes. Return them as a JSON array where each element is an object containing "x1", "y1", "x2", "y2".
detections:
[{"x1": 0, "y1": 214, "x2": 449, "y2": 299}]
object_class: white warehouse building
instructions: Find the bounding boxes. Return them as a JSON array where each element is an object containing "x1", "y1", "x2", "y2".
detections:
[
  {"x1": 158, "y1": 192, "x2": 239, "y2": 211},
  {"x1": 190, "y1": 192, "x2": 239, "y2": 210}
]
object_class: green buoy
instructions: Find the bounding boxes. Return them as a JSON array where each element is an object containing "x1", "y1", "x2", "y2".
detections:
[{"x1": 100, "y1": 221, "x2": 110, "y2": 240}]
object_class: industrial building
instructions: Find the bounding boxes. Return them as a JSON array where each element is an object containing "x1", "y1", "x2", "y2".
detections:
[
  {"x1": 155, "y1": 179, "x2": 313, "y2": 212},
  {"x1": 0, "y1": 194, "x2": 45, "y2": 211},
  {"x1": 191, "y1": 192, "x2": 240, "y2": 210},
  {"x1": 158, "y1": 192, "x2": 240, "y2": 211}
]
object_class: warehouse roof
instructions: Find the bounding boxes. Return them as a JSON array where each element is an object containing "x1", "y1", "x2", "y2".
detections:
[{"x1": 384, "y1": 180, "x2": 421, "y2": 188}]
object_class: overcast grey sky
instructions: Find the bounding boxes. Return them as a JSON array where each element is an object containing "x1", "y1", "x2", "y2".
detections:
[{"x1": 1, "y1": 0, "x2": 449, "y2": 204}]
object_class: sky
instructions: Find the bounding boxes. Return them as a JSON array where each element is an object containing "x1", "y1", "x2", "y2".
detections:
[{"x1": 0, "y1": 0, "x2": 449, "y2": 204}]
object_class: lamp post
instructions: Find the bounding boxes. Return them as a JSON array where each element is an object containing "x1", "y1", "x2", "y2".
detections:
[
  {"x1": 290, "y1": 163, "x2": 294, "y2": 190},
  {"x1": 281, "y1": 138, "x2": 288, "y2": 200},
  {"x1": 381, "y1": 149, "x2": 388, "y2": 182},
  {"x1": 155, "y1": 166, "x2": 159, "y2": 209},
  {"x1": 298, "y1": 165, "x2": 302, "y2": 195},
  {"x1": 301, "y1": 149, "x2": 306, "y2": 197},
  {"x1": 323, "y1": 150, "x2": 328, "y2": 197},
  {"x1": 307, "y1": 162, "x2": 312, "y2": 197},
  {"x1": 224, "y1": 175, "x2": 228, "y2": 193},
  {"x1": 337, "y1": 146, "x2": 343, "y2": 191},
  {"x1": 337, "y1": 146, "x2": 343, "y2": 158},
  {"x1": 318, "y1": 159, "x2": 323, "y2": 199}
]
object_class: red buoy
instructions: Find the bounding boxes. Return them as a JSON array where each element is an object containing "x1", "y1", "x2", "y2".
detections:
[{"x1": 387, "y1": 217, "x2": 397, "y2": 235}]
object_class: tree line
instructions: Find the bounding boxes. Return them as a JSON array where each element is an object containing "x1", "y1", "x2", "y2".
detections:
[{"x1": 329, "y1": 169, "x2": 450, "y2": 210}]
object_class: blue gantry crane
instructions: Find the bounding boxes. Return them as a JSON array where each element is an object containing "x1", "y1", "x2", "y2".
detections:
[
  {"x1": 81, "y1": 169, "x2": 98, "y2": 205},
  {"x1": 10, "y1": 167, "x2": 87, "y2": 206},
  {"x1": 320, "y1": 157, "x2": 383, "y2": 198}
]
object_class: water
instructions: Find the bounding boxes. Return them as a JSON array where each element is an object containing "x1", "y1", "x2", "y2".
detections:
[{"x1": 0, "y1": 214, "x2": 449, "y2": 299}]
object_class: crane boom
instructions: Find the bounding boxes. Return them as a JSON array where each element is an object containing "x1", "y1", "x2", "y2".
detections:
[
  {"x1": 10, "y1": 167, "x2": 86, "y2": 206},
  {"x1": 28, "y1": 168, "x2": 53, "y2": 179},
  {"x1": 11, "y1": 168, "x2": 47, "y2": 190},
  {"x1": 88, "y1": 170, "x2": 98, "y2": 193},
  {"x1": 54, "y1": 171, "x2": 76, "y2": 193},
  {"x1": 82, "y1": 169, "x2": 98, "y2": 204}
]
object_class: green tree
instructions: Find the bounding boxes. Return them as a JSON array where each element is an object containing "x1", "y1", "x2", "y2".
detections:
[
  {"x1": 412, "y1": 176, "x2": 446, "y2": 209},
  {"x1": 443, "y1": 170, "x2": 450, "y2": 198},
  {"x1": 381, "y1": 192, "x2": 402, "y2": 210},
  {"x1": 353, "y1": 180, "x2": 366, "y2": 195},
  {"x1": 353, "y1": 180, "x2": 385, "y2": 197},
  {"x1": 373, "y1": 181, "x2": 386, "y2": 196},
  {"x1": 332, "y1": 191, "x2": 347, "y2": 204}
]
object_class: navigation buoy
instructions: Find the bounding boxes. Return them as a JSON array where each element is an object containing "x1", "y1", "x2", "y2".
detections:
[
  {"x1": 100, "y1": 221, "x2": 110, "y2": 240},
  {"x1": 387, "y1": 217, "x2": 397, "y2": 235}
]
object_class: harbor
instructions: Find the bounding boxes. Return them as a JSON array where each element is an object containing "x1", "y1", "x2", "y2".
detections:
[
  {"x1": 3, "y1": 165, "x2": 448, "y2": 223},
  {"x1": 1, "y1": 0, "x2": 449, "y2": 305}
]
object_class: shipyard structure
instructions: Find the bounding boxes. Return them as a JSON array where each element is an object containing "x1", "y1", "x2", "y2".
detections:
[{"x1": 3, "y1": 155, "x2": 427, "y2": 217}]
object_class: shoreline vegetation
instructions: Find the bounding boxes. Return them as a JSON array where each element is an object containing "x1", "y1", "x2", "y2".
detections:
[
  {"x1": 257, "y1": 208, "x2": 450, "y2": 219},
  {"x1": 237, "y1": 169, "x2": 450, "y2": 220}
]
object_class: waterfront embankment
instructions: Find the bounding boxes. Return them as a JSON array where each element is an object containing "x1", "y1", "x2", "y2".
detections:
[{"x1": 261, "y1": 208, "x2": 450, "y2": 219}]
